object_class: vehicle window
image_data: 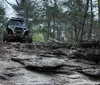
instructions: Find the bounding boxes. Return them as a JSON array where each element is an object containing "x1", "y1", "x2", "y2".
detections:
[{"x1": 8, "y1": 20, "x2": 26, "y2": 27}]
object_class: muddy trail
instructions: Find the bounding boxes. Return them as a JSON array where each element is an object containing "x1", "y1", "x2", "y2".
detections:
[{"x1": 0, "y1": 41, "x2": 100, "y2": 85}]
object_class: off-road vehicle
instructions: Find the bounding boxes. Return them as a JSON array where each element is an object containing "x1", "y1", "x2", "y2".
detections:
[{"x1": 3, "y1": 17, "x2": 32, "y2": 43}]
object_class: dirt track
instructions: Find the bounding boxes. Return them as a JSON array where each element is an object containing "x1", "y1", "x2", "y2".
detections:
[{"x1": 0, "y1": 42, "x2": 100, "y2": 85}]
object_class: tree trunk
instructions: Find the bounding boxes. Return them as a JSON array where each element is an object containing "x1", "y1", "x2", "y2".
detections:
[
  {"x1": 77, "y1": 0, "x2": 82, "y2": 41},
  {"x1": 53, "y1": 16, "x2": 56, "y2": 39},
  {"x1": 88, "y1": 0, "x2": 93, "y2": 40},
  {"x1": 47, "y1": 20, "x2": 51, "y2": 39},
  {"x1": 25, "y1": 1, "x2": 29, "y2": 28},
  {"x1": 80, "y1": 0, "x2": 89, "y2": 40},
  {"x1": 98, "y1": 0, "x2": 100, "y2": 39}
]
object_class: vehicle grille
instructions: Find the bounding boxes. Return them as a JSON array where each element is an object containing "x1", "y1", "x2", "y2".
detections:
[{"x1": 14, "y1": 27, "x2": 23, "y2": 33}]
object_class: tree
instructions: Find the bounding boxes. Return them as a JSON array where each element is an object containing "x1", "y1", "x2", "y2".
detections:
[
  {"x1": 80, "y1": 0, "x2": 89, "y2": 40},
  {"x1": 88, "y1": 0, "x2": 93, "y2": 40},
  {"x1": 0, "y1": 4, "x2": 6, "y2": 40},
  {"x1": 3, "y1": 0, "x2": 98, "y2": 42},
  {"x1": 98, "y1": 0, "x2": 100, "y2": 39},
  {"x1": 42, "y1": 0, "x2": 63, "y2": 40}
]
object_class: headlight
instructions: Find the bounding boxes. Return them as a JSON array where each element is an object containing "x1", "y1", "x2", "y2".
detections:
[
  {"x1": 8, "y1": 25, "x2": 14, "y2": 28},
  {"x1": 8, "y1": 25, "x2": 12, "y2": 28}
]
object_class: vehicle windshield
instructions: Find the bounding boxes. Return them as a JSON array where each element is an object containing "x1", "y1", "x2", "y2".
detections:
[{"x1": 8, "y1": 20, "x2": 26, "y2": 27}]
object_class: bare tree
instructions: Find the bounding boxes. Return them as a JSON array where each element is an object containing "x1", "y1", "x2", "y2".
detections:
[
  {"x1": 80, "y1": 0, "x2": 89, "y2": 40},
  {"x1": 98, "y1": 0, "x2": 100, "y2": 39},
  {"x1": 88, "y1": 0, "x2": 93, "y2": 40}
]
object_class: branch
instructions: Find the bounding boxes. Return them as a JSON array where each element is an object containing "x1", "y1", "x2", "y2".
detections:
[
  {"x1": 16, "y1": 0, "x2": 20, "y2": 7},
  {"x1": 4, "y1": 0, "x2": 13, "y2": 7}
]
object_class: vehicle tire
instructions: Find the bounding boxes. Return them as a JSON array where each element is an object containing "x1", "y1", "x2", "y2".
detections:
[
  {"x1": 3, "y1": 31, "x2": 8, "y2": 42},
  {"x1": 28, "y1": 33, "x2": 32, "y2": 43}
]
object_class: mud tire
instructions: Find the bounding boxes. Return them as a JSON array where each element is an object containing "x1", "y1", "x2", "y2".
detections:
[
  {"x1": 28, "y1": 33, "x2": 32, "y2": 43},
  {"x1": 3, "y1": 31, "x2": 8, "y2": 42}
]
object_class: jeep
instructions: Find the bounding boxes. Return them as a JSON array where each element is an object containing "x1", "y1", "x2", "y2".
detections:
[{"x1": 3, "y1": 17, "x2": 32, "y2": 43}]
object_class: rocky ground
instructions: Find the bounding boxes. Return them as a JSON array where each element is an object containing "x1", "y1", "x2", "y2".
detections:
[{"x1": 0, "y1": 41, "x2": 100, "y2": 85}]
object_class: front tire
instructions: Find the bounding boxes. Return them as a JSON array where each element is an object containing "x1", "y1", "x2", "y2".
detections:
[
  {"x1": 28, "y1": 33, "x2": 32, "y2": 43},
  {"x1": 3, "y1": 31, "x2": 8, "y2": 42}
]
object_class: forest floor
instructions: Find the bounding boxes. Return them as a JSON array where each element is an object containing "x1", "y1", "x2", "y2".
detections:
[{"x1": 0, "y1": 41, "x2": 100, "y2": 85}]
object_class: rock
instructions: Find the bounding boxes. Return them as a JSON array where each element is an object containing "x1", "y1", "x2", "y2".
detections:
[
  {"x1": 37, "y1": 54, "x2": 56, "y2": 57},
  {"x1": 78, "y1": 66, "x2": 100, "y2": 77},
  {"x1": 52, "y1": 49, "x2": 68, "y2": 56},
  {"x1": 75, "y1": 49, "x2": 100, "y2": 62},
  {"x1": 77, "y1": 40, "x2": 100, "y2": 48},
  {"x1": 0, "y1": 42, "x2": 100, "y2": 85},
  {"x1": 51, "y1": 43, "x2": 60, "y2": 49},
  {"x1": 11, "y1": 55, "x2": 66, "y2": 71},
  {"x1": 73, "y1": 41, "x2": 100, "y2": 62}
]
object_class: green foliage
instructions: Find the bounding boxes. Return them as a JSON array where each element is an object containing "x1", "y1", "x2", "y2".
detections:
[
  {"x1": 11, "y1": 0, "x2": 98, "y2": 42},
  {"x1": 0, "y1": 4, "x2": 6, "y2": 24},
  {"x1": 98, "y1": 0, "x2": 100, "y2": 5},
  {"x1": 32, "y1": 33, "x2": 45, "y2": 43}
]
